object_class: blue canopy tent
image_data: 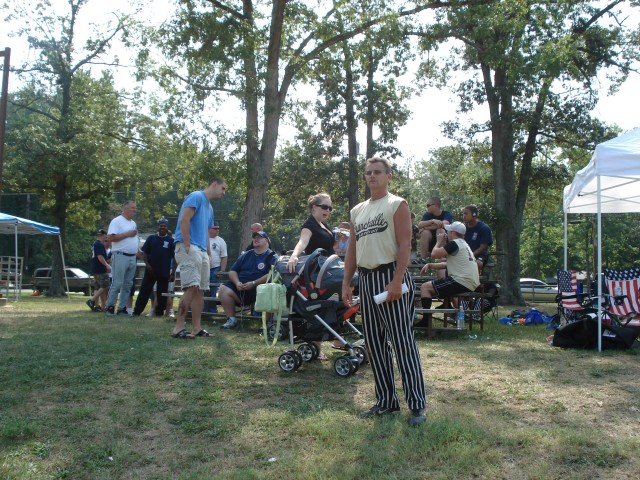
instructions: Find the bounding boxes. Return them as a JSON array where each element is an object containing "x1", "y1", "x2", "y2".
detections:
[{"x1": 0, "y1": 212, "x2": 69, "y2": 300}]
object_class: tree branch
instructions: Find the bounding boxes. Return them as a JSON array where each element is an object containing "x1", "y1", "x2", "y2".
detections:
[
  {"x1": 203, "y1": 0, "x2": 247, "y2": 20},
  {"x1": 8, "y1": 99, "x2": 60, "y2": 123}
]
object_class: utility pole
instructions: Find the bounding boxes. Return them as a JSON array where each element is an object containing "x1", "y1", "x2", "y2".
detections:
[{"x1": 0, "y1": 47, "x2": 11, "y2": 200}]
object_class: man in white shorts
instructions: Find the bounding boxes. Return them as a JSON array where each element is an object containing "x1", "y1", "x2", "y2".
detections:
[{"x1": 171, "y1": 177, "x2": 227, "y2": 339}]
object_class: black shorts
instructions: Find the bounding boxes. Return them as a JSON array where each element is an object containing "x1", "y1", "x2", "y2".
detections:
[
  {"x1": 223, "y1": 281, "x2": 257, "y2": 306},
  {"x1": 432, "y1": 277, "x2": 471, "y2": 297}
]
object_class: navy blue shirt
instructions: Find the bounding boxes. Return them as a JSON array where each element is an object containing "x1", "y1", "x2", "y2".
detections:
[
  {"x1": 91, "y1": 240, "x2": 108, "y2": 274},
  {"x1": 142, "y1": 234, "x2": 175, "y2": 277},
  {"x1": 464, "y1": 221, "x2": 493, "y2": 253},
  {"x1": 420, "y1": 210, "x2": 454, "y2": 224}
]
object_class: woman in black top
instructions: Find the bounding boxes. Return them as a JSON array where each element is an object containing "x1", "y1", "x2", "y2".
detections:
[
  {"x1": 286, "y1": 192, "x2": 335, "y2": 272},
  {"x1": 286, "y1": 192, "x2": 336, "y2": 359}
]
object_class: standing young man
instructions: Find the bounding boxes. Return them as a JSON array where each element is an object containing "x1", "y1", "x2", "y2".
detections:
[
  {"x1": 171, "y1": 177, "x2": 227, "y2": 339},
  {"x1": 105, "y1": 201, "x2": 139, "y2": 316},
  {"x1": 133, "y1": 218, "x2": 175, "y2": 317},
  {"x1": 87, "y1": 229, "x2": 111, "y2": 312},
  {"x1": 207, "y1": 223, "x2": 228, "y2": 301},
  {"x1": 341, "y1": 157, "x2": 427, "y2": 427}
]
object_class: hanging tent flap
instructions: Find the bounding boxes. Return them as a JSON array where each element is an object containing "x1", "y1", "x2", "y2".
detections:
[
  {"x1": 0, "y1": 212, "x2": 60, "y2": 235},
  {"x1": 564, "y1": 128, "x2": 640, "y2": 214}
]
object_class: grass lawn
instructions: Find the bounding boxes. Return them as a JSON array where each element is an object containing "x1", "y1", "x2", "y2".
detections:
[{"x1": 1, "y1": 296, "x2": 638, "y2": 479}]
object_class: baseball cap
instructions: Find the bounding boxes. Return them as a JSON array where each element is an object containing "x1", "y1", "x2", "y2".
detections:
[
  {"x1": 444, "y1": 221, "x2": 466, "y2": 235},
  {"x1": 96, "y1": 229, "x2": 107, "y2": 235},
  {"x1": 158, "y1": 218, "x2": 169, "y2": 225},
  {"x1": 252, "y1": 230, "x2": 269, "y2": 239}
]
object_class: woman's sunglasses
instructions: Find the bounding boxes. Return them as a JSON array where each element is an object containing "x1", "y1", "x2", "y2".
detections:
[{"x1": 315, "y1": 204, "x2": 333, "y2": 211}]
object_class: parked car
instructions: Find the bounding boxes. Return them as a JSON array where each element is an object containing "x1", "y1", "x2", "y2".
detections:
[
  {"x1": 519, "y1": 278, "x2": 558, "y2": 302},
  {"x1": 31, "y1": 267, "x2": 93, "y2": 295}
]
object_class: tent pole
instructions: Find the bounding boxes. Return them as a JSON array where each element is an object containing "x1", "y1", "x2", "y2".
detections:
[
  {"x1": 14, "y1": 222, "x2": 19, "y2": 301},
  {"x1": 563, "y1": 211, "x2": 567, "y2": 270},
  {"x1": 58, "y1": 235, "x2": 70, "y2": 301},
  {"x1": 597, "y1": 176, "x2": 602, "y2": 352}
]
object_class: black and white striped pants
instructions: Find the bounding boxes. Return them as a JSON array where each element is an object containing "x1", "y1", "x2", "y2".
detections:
[{"x1": 359, "y1": 265, "x2": 426, "y2": 410}]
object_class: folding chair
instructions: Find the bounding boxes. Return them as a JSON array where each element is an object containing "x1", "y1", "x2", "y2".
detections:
[
  {"x1": 603, "y1": 267, "x2": 640, "y2": 329},
  {"x1": 556, "y1": 270, "x2": 593, "y2": 325}
]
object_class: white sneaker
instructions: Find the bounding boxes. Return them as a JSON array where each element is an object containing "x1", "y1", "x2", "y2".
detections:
[
  {"x1": 221, "y1": 318, "x2": 238, "y2": 329},
  {"x1": 167, "y1": 309, "x2": 175, "y2": 318}
]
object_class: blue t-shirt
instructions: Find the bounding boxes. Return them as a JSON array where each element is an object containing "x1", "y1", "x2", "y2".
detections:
[
  {"x1": 464, "y1": 220, "x2": 493, "y2": 252},
  {"x1": 420, "y1": 210, "x2": 454, "y2": 224},
  {"x1": 230, "y1": 249, "x2": 277, "y2": 283},
  {"x1": 91, "y1": 240, "x2": 108, "y2": 274},
  {"x1": 142, "y1": 234, "x2": 175, "y2": 277},
  {"x1": 174, "y1": 190, "x2": 214, "y2": 251}
]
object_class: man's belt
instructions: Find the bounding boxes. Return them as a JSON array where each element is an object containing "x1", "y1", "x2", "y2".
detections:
[
  {"x1": 114, "y1": 251, "x2": 136, "y2": 256},
  {"x1": 358, "y1": 262, "x2": 395, "y2": 275}
]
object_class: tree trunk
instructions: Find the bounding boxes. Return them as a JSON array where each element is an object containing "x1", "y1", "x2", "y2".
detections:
[
  {"x1": 238, "y1": 0, "x2": 285, "y2": 253},
  {"x1": 337, "y1": 15, "x2": 359, "y2": 210}
]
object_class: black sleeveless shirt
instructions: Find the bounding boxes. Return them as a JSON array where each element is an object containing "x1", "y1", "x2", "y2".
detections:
[{"x1": 301, "y1": 216, "x2": 335, "y2": 255}]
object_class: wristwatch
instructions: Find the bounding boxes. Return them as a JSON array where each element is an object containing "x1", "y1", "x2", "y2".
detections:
[{"x1": 252, "y1": 281, "x2": 256, "y2": 286}]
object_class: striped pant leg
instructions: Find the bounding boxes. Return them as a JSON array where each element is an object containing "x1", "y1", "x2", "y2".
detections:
[
  {"x1": 361, "y1": 268, "x2": 426, "y2": 411},
  {"x1": 360, "y1": 270, "x2": 399, "y2": 408},
  {"x1": 380, "y1": 269, "x2": 426, "y2": 410}
]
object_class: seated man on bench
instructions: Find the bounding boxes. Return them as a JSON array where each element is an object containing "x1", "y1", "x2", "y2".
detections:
[
  {"x1": 417, "y1": 222, "x2": 480, "y2": 327},
  {"x1": 218, "y1": 231, "x2": 277, "y2": 329}
]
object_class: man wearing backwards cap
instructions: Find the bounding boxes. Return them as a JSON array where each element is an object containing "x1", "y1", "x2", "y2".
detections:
[
  {"x1": 418, "y1": 221, "x2": 480, "y2": 324},
  {"x1": 218, "y1": 230, "x2": 277, "y2": 329}
]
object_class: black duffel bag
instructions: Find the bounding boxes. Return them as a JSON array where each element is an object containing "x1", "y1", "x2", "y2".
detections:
[{"x1": 552, "y1": 316, "x2": 639, "y2": 350}]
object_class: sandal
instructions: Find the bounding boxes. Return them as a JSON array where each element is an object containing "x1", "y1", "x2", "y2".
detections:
[
  {"x1": 331, "y1": 344, "x2": 348, "y2": 351},
  {"x1": 194, "y1": 329, "x2": 212, "y2": 337},
  {"x1": 317, "y1": 353, "x2": 329, "y2": 361},
  {"x1": 171, "y1": 329, "x2": 195, "y2": 339}
]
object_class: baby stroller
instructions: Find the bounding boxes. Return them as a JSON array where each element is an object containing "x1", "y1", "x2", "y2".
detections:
[{"x1": 269, "y1": 248, "x2": 366, "y2": 377}]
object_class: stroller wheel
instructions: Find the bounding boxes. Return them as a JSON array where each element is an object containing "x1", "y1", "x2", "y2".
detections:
[
  {"x1": 267, "y1": 321, "x2": 285, "y2": 341},
  {"x1": 297, "y1": 343, "x2": 316, "y2": 362},
  {"x1": 334, "y1": 355, "x2": 356, "y2": 377},
  {"x1": 353, "y1": 346, "x2": 368, "y2": 365},
  {"x1": 348, "y1": 355, "x2": 360, "y2": 373},
  {"x1": 292, "y1": 350, "x2": 303, "y2": 369},
  {"x1": 308, "y1": 342, "x2": 319, "y2": 360},
  {"x1": 278, "y1": 351, "x2": 299, "y2": 373}
]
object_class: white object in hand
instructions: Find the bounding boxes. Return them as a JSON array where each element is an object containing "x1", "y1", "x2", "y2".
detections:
[{"x1": 374, "y1": 283, "x2": 409, "y2": 304}]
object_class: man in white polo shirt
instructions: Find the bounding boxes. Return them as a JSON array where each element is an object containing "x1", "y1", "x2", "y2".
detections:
[{"x1": 105, "y1": 200, "x2": 139, "y2": 316}]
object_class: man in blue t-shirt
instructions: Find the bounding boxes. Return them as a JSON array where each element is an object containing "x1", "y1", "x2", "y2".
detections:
[
  {"x1": 86, "y1": 229, "x2": 111, "y2": 312},
  {"x1": 463, "y1": 204, "x2": 493, "y2": 273},
  {"x1": 218, "y1": 231, "x2": 277, "y2": 329},
  {"x1": 417, "y1": 196, "x2": 453, "y2": 261},
  {"x1": 171, "y1": 177, "x2": 227, "y2": 339},
  {"x1": 133, "y1": 218, "x2": 175, "y2": 317}
]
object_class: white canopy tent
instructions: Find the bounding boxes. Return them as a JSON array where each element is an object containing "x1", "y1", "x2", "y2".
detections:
[
  {"x1": 562, "y1": 127, "x2": 640, "y2": 351},
  {"x1": 0, "y1": 212, "x2": 69, "y2": 301}
]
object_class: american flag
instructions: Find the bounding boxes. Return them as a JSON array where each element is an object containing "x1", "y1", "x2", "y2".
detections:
[
  {"x1": 603, "y1": 267, "x2": 640, "y2": 316},
  {"x1": 557, "y1": 270, "x2": 581, "y2": 310}
]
